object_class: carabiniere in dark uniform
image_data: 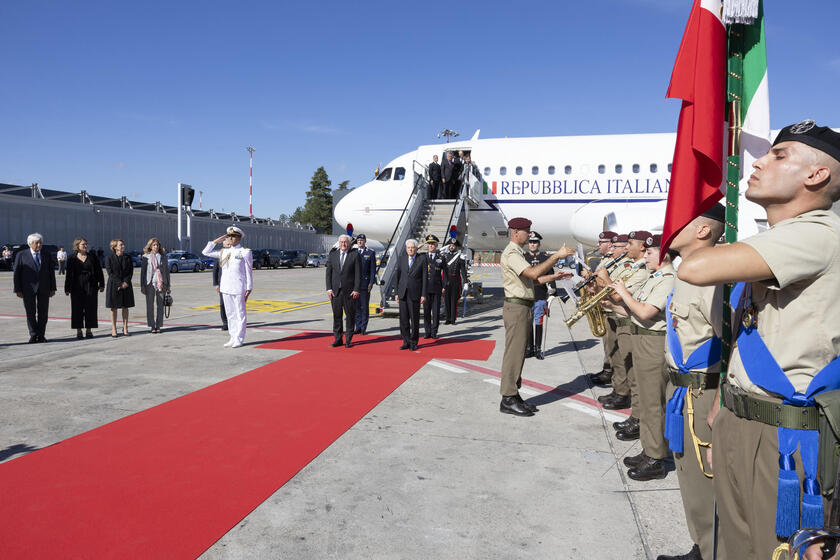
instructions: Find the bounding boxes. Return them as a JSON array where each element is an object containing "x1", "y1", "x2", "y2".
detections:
[
  {"x1": 525, "y1": 231, "x2": 555, "y2": 360},
  {"x1": 442, "y1": 238, "x2": 468, "y2": 324},
  {"x1": 423, "y1": 234, "x2": 445, "y2": 338},
  {"x1": 354, "y1": 233, "x2": 377, "y2": 335}
]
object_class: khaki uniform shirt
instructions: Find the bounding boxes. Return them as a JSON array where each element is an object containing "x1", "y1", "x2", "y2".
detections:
[
  {"x1": 665, "y1": 277, "x2": 723, "y2": 373},
  {"x1": 631, "y1": 263, "x2": 676, "y2": 331},
  {"x1": 500, "y1": 241, "x2": 534, "y2": 299},
  {"x1": 727, "y1": 209, "x2": 840, "y2": 396}
]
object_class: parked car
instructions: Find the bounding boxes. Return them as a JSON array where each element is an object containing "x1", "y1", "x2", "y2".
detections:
[
  {"x1": 125, "y1": 250, "x2": 143, "y2": 268},
  {"x1": 306, "y1": 253, "x2": 326, "y2": 267},
  {"x1": 201, "y1": 256, "x2": 215, "y2": 270},
  {"x1": 166, "y1": 251, "x2": 205, "y2": 273},
  {"x1": 253, "y1": 248, "x2": 283, "y2": 270},
  {"x1": 278, "y1": 249, "x2": 307, "y2": 268},
  {"x1": 5, "y1": 243, "x2": 60, "y2": 269}
]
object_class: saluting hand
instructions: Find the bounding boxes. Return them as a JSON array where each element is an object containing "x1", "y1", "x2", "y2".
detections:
[{"x1": 213, "y1": 234, "x2": 226, "y2": 244}]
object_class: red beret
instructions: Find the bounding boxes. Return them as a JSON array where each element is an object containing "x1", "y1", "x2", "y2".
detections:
[
  {"x1": 507, "y1": 217, "x2": 532, "y2": 230},
  {"x1": 599, "y1": 230, "x2": 617, "y2": 240},
  {"x1": 644, "y1": 234, "x2": 662, "y2": 248},
  {"x1": 613, "y1": 234, "x2": 629, "y2": 243},
  {"x1": 629, "y1": 230, "x2": 653, "y2": 241}
]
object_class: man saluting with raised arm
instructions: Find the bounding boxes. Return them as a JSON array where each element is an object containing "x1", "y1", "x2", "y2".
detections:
[
  {"x1": 203, "y1": 226, "x2": 253, "y2": 348},
  {"x1": 678, "y1": 121, "x2": 840, "y2": 559}
]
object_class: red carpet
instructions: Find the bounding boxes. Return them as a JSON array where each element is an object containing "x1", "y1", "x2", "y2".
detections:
[{"x1": 0, "y1": 332, "x2": 493, "y2": 559}]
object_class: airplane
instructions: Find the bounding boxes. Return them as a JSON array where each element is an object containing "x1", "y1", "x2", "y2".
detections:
[{"x1": 333, "y1": 130, "x2": 768, "y2": 253}]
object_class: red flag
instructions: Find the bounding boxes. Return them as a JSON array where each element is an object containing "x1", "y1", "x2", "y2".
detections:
[{"x1": 661, "y1": 0, "x2": 726, "y2": 256}]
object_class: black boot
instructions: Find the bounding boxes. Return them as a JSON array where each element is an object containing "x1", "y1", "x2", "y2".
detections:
[
  {"x1": 534, "y1": 325, "x2": 544, "y2": 359},
  {"x1": 616, "y1": 418, "x2": 640, "y2": 440},
  {"x1": 524, "y1": 344, "x2": 534, "y2": 359},
  {"x1": 628, "y1": 455, "x2": 666, "y2": 481},
  {"x1": 623, "y1": 451, "x2": 646, "y2": 468},
  {"x1": 588, "y1": 369, "x2": 613, "y2": 387},
  {"x1": 656, "y1": 544, "x2": 702, "y2": 560},
  {"x1": 613, "y1": 416, "x2": 637, "y2": 431},
  {"x1": 603, "y1": 393, "x2": 632, "y2": 410}
]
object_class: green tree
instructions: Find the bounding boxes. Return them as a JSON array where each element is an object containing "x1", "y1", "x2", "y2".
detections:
[
  {"x1": 336, "y1": 180, "x2": 350, "y2": 191},
  {"x1": 300, "y1": 166, "x2": 333, "y2": 232},
  {"x1": 290, "y1": 206, "x2": 305, "y2": 224}
]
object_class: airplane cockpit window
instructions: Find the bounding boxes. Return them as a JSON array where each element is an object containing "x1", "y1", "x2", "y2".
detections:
[
  {"x1": 377, "y1": 168, "x2": 393, "y2": 181},
  {"x1": 598, "y1": 165, "x2": 605, "y2": 174},
  {"x1": 632, "y1": 164, "x2": 640, "y2": 173},
  {"x1": 548, "y1": 166, "x2": 555, "y2": 175},
  {"x1": 650, "y1": 164, "x2": 658, "y2": 173},
  {"x1": 564, "y1": 165, "x2": 572, "y2": 175},
  {"x1": 500, "y1": 166, "x2": 507, "y2": 176},
  {"x1": 668, "y1": 163, "x2": 673, "y2": 173},
  {"x1": 531, "y1": 166, "x2": 539, "y2": 175},
  {"x1": 515, "y1": 166, "x2": 523, "y2": 176},
  {"x1": 615, "y1": 164, "x2": 623, "y2": 174},
  {"x1": 484, "y1": 167, "x2": 491, "y2": 176},
  {"x1": 394, "y1": 167, "x2": 406, "y2": 180}
]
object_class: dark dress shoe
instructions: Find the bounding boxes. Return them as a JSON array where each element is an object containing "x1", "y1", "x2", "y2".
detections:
[
  {"x1": 597, "y1": 391, "x2": 619, "y2": 404},
  {"x1": 500, "y1": 396, "x2": 534, "y2": 417},
  {"x1": 588, "y1": 370, "x2": 613, "y2": 387},
  {"x1": 603, "y1": 394, "x2": 632, "y2": 410},
  {"x1": 616, "y1": 423, "x2": 640, "y2": 441},
  {"x1": 623, "y1": 451, "x2": 646, "y2": 468},
  {"x1": 515, "y1": 394, "x2": 538, "y2": 413},
  {"x1": 77, "y1": 332, "x2": 84, "y2": 340},
  {"x1": 431, "y1": 334, "x2": 438, "y2": 339},
  {"x1": 400, "y1": 343, "x2": 410, "y2": 350},
  {"x1": 345, "y1": 342, "x2": 353, "y2": 348},
  {"x1": 613, "y1": 416, "x2": 638, "y2": 431},
  {"x1": 423, "y1": 334, "x2": 431, "y2": 339},
  {"x1": 38, "y1": 336, "x2": 48, "y2": 343},
  {"x1": 628, "y1": 456, "x2": 666, "y2": 481},
  {"x1": 534, "y1": 348, "x2": 544, "y2": 360},
  {"x1": 410, "y1": 343, "x2": 418, "y2": 351},
  {"x1": 360, "y1": 330, "x2": 367, "y2": 335},
  {"x1": 524, "y1": 345, "x2": 534, "y2": 359},
  {"x1": 656, "y1": 544, "x2": 702, "y2": 560},
  {"x1": 221, "y1": 325, "x2": 228, "y2": 331},
  {"x1": 331, "y1": 340, "x2": 343, "y2": 348},
  {"x1": 29, "y1": 335, "x2": 38, "y2": 343}
]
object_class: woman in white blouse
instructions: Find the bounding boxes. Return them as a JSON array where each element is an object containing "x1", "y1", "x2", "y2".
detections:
[{"x1": 139, "y1": 237, "x2": 171, "y2": 333}]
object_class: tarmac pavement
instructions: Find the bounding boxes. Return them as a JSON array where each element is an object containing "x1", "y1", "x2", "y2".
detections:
[{"x1": 0, "y1": 265, "x2": 693, "y2": 559}]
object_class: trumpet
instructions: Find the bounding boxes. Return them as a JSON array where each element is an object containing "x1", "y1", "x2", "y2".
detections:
[
  {"x1": 573, "y1": 252, "x2": 622, "y2": 292},
  {"x1": 565, "y1": 259, "x2": 646, "y2": 330}
]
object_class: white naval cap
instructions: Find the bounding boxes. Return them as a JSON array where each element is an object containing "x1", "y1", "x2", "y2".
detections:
[{"x1": 226, "y1": 226, "x2": 244, "y2": 237}]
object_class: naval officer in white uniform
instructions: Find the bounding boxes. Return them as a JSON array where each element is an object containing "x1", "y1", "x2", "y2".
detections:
[{"x1": 203, "y1": 226, "x2": 253, "y2": 348}]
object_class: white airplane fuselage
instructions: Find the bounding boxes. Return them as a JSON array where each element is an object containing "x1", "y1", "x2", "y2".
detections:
[{"x1": 334, "y1": 132, "x2": 766, "y2": 251}]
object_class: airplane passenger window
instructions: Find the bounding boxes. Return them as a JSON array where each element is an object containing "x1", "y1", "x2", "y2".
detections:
[
  {"x1": 515, "y1": 166, "x2": 523, "y2": 175},
  {"x1": 531, "y1": 166, "x2": 538, "y2": 175},
  {"x1": 376, "y1": 168, "x2": 392, "y2": 181},
  {"x1": 668, "y1": 163, "x2": 673, "y2": 173},
  {"x1": 615, "y1": 164, "x2": 623, "y2": 174},
  {"x1": 484, "y1": 167, "x2": 491, "y2": 176},
  {"x1": 548, "y1": 166, "x2": 555, "y2": 175},
  {"x1": 565, "y1": 165, "x2": 572, "y2": 174},
  {"x1": 598, "y1": 165, "x2": 605, "y2": 174},
  {"x1": 394, "y1": 167, "x2": 406, "y2": 180},
  {"x1": 500, "y1": 166, "x2": 507, "y2": 176},
  {"x1": 632, "y1": 164, "x2": 640, "y2": 173},
  {"x1": 650, "y1": 164, "x2": 658, "y2": 173}
]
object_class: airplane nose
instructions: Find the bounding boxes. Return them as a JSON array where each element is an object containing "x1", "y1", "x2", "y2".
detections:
[{"x1": 333, "y1": 186, "x2": 358, "y2": 229}]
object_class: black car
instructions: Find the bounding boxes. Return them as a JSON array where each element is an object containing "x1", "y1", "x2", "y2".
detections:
[
  {"x1": 278, "y1": 249, "x2": 307, "y2": 268},
  {"x1": 4, "y1": 243, "x2": 60, "y2": 269},
  {"x1": 252, "y1": 249, "x2": 283, "y2": 270}
]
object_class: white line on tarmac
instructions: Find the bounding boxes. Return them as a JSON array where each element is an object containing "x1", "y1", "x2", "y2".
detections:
[
  {"x1": 430, "y1": 360, "x2": 467, "y2": 373},
  {"x1": 481, "y1": 378, "x2": 538, "y2": 395},
  {"x1": 562, "y1": 401, "x2": 625, "y2": 423}
]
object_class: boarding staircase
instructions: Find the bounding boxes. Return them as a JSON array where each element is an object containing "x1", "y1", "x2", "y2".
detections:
[{"x1": 376, "y1": 161, "x2": 485, "y2": 312}]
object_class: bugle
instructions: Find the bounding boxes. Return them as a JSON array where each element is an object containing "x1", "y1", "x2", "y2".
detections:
[{"x1": 565, "y1": 259, "x2": 646, "y2": 330}]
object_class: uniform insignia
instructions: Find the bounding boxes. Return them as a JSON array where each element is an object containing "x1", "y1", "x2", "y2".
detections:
[
  {"x1": 741, "y1": 304, "x2": 757, "y2": 329},
  {"x1": 790, "y1": 119, "x2": 816, "y2": 134},
  {"x1": 672, "y1": 315, "x2": 678, "y2": 329}
]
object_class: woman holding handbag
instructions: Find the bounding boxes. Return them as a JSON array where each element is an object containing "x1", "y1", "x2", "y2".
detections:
[{"x1": 140, "y1": 237, "x2": 170, "y2": 333}]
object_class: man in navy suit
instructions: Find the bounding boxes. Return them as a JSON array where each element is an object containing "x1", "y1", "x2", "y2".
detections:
[
  {"x1": 353, "y1": 234, "x2": 378, "y2": 335},
  {"x1": 13, "y1": 233, "x2": 57, "y2": 343},
  {"x1": 326, "y1": 234, "x2": 361, "y2": 348},
  {"x1": 394, "y1": 239, "x2": 427, "y2": 350}
]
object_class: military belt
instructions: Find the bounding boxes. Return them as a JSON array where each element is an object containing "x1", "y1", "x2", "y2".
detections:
[
  {"x1": 615, "y1": 317, "x2": 632, "y2": 328},
  {"x1": 504, "y1": 297, "x2": 535, "y2": 307},
  {"x1": 721, "y1": 383, "x2": 819, "y2": 430},
  {"x1": 630, "y1": 325, "x2": 666, "y2": 336},
  {"x1": 667, "y1": 367, "x2": 719, "y2": 390}
]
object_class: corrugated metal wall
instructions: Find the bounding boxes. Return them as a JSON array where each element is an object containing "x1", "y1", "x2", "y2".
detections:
[{"x1": 0, "y1": 195, "x2": 335, "y2": 253}]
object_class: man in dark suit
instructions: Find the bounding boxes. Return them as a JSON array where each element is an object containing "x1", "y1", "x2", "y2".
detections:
[
  {"x1": 394, "y1": 239, "x2": 427, "y2": 350},
  {"x1": 13, "y1": 233, "x2": 57, "y2": 343},
  {"x1": 441, "y1": 152, "x2": 455, "y2": 199},
  {"x1": 428, "y1": 155, "x2": 442, "y2": 200},
  {"x1": 325, "y1": 234, "x2": 361, "y2": 348},
  {"x1": 422, "y1": 235, "x2": 445, "y2": 339}
]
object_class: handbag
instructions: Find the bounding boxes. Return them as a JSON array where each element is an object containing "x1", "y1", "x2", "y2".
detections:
[{"x1": 164, "y1": 293, "x2": 173, "y2": 318}]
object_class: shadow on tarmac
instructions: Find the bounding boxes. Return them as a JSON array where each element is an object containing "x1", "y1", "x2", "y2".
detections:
[{"x1": 0, "y1": 443, "x2": 39, "y2": 462}]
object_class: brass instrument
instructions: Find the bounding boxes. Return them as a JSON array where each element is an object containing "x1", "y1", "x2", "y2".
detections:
[{"x1": 565, "y1": 259, "x2": 646, "y2": 332}]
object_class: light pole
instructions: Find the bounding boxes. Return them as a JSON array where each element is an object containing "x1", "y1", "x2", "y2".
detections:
[
  {"x1": 246, "y1": 146, "x2": 256, "y2": 216},
  {"x1": 437, "y1": 129, "x2": 459, "y2": 143}
]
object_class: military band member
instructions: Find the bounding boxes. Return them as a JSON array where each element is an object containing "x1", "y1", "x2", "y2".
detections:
[
  {"x1": 354, "y1": 234, "x2": 377, "y2": 335},
  {"x1": 202, "y1": 226, "x2": 253, "y2": 348},
  {"x1": 656, "y1": 205, "x2": 725, "y2": 560},
  {"x1": 588, "y1": 229, "x2": 618, "y2": 386},
  {"x1": 597, "y1": 232, "x2": 648, "y2": 414},
  {"x1": 611, "y1": 234, "x2": 675, "y2": 480},
  {"x1": 442, "y1": 238, "x2": 468, "y2": 324},
  {"x1": 524, "y1": 231, "x2": 556, "y2": 360},
  {"x1": 499, "y1": 217, "x2": 573, "y2": 416},
  {"x1": 679, "y1": 121, "x2": 840, "y2": 559},
  {"x1": 422, "y1": 235, "x2": 445, "y2": 339}
]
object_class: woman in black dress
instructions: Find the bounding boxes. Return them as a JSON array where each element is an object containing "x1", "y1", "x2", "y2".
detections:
[
  {"x1": 105, "y1": 238, "x2": 135, "y2": 337},
  {"x1": 64, "y1": 237, "x2": 105, "y2": 339}
]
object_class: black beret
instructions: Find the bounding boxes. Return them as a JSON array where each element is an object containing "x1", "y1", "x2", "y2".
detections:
[
  {"x1": 700, "y1": 203, "x2": 726, "y2": 223},
  {"x1": 773, "y1": 120, "x2": 840, "y2": 164},
  {"x1": 528, "y1": 231, "x2": 543, "y2": 242},
  {"x1": 507, "y1": 217, "x2": 532, "y2": 230}
]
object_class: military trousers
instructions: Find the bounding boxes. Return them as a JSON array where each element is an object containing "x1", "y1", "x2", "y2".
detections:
[
  {"x1": 611, "y1": 323, "x2": 637, "y2": 416},
  {"x1": 667, "y1": 381, "x2": 716, "y2": 560},
  {"x1": 631, "y1": 333, "x2": 667, "y2": 459},
  {"x1": 712, "y1": 405, "x2": 827, "y2": 560},
  {"x1": 355, "y1": 285, "x2": 371, "y2": 333},
  {"x1": 423, "y1": 292, "x2": 441, "y2": 336},
  {"x1": 500, "y1": 301, "x2": 531, "y2": 396},
  {"x1": 601, "y1": 318, "x2": 617, "y2": 373},
  {"x1": 222, "y1": 292, "x2": 247, "y2": 345}
]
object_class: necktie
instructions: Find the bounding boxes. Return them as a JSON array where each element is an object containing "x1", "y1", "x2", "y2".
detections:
[
  {"x1": 34, "y1": 252, "x2": 41, "y2": 270},
  {"x1": 340, "y1": 252, "x2": 345, "y2": 270},
  {"x1": 409, "y1": 256, "x2": 414, "y2": 269}
]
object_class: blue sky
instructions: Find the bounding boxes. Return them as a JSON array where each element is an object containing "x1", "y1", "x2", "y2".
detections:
[{"x1": 1, "y1": 0, "x2": 838, "y2": 218}]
